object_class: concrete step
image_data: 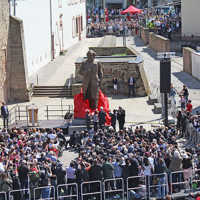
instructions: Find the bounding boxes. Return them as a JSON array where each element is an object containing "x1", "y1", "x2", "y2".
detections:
[{"x1": 32, "y1": 85, "x2": 72, "y2": 97}]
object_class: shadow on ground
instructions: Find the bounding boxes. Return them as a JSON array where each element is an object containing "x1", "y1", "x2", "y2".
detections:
[{"x1": 172, "y1": 72, "x2": 200, "y2": 89}]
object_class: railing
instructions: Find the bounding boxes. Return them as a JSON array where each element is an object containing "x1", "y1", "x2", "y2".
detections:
[
  {"x1": 81, "y1": 180, "x2": 102, "y2": 200},
  {"x1": 34, "y1": 185, "x2": 55, "y2": 200},
  {"x1": 0, "y1": 192, "x2": 7, "y2": 200},
  {"x1": 127, "y1": 175, "x2": 147, "y2": 200},
  {"x1": 3, "y1": 171, "x2": 200, "y2": 199},
  {"x1": 0, "y1": 103, "x2": 74, "y2": 128},
  {"x1": 57, "y1": 183, "x2": 78, "y2": 200},
  {"x1": 45, "y1": 104, "x2": 73, "y2": 120},
  {"x1": 104, "y1": 178, "x2": 124, "y2": 200}
]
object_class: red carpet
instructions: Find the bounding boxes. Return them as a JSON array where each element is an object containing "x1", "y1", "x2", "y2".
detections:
[{"x1": 74, "y1": 89, "x2": 111, "y2": 125}]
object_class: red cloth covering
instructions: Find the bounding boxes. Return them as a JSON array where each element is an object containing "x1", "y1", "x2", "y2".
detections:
[{"x1": 74, "y1": 89, "x2": 111, "y2": 125}]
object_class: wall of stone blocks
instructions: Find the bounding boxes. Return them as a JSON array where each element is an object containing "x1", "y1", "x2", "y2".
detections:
[
  {"x1": 0, "y1": 0, "x2": 9, "y2": 103},
  {"x1": 75, "y1": 61, "x2": 147, "y2": 97},
  {"x1": 6, "y1": 16, "x2": 29, "y2": 103},
  {"x1": 149, "y1": 32, "x2": 170, "y2": 53},
  {"x1": 89, "y1": 47, "x2": 136, "y2": 56},
  {"x1": 183, "y1": 47, "x2": 194, "y2": 75}
]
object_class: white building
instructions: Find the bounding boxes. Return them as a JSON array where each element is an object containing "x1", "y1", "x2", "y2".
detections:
[
  {"x1": 10, "y1": 0, "x2": 86, "y2": 75},
  {"x1": 182, "y1": 0, "x2": 200, "y2": 37}
]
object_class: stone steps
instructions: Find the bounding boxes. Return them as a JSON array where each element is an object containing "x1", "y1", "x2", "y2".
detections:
[{"x1": 32, "y1": 86, "x2": 72, "y2": 98}]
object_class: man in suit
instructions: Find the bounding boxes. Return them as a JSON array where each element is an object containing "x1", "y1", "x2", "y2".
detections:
[
  {"x1": 1, "y1": 102, "x2": 9, "y2": 128},
  {"x1": 128, "y1": 76, "x2": 135, "y2": 97}
]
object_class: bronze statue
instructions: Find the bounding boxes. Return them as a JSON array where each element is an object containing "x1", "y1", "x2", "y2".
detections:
[{"x1": 79, "y1": 50, "x2": 103, "y2": 109}]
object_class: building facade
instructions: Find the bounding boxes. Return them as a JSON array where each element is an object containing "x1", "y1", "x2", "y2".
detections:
[
  {"x1": 182, "y1": 0, "x2": 200, "y2": 36},
  {"x1": 10, "y1": 0, "x2": 87, "y2": 75}
]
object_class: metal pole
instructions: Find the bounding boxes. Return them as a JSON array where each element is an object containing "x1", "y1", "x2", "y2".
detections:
[
  {"x1": 13, "y1": 0, "x2": 16, "y2": 16},
  {"x1": 49, "y1": 0, "x2": 53, "y2": 61},
  {"x1": 47, "y1": 106, "x2": 49, "y2": 120},
  {"x1": 164, "y1": 92, "x2": 168, "y2": 126}
]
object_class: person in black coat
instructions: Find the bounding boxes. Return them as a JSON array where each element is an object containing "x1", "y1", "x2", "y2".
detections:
[
  {"x1": 117, "y1": 107, "x2": 125, "y2": 130},
  {"x1": 98, "y1": 107, "x2": 106, "y2": 129},
  {"x1": 109, "y1": 110, "x2": 117, "y2": 130},
  {"x1": 1, "y1": 102, "x2": 9, "y2": 128}
]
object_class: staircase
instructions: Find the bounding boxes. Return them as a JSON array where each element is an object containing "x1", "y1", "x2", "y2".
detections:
[{"x1": 32, "y1": 86, "x2": 72, "y2": 98}]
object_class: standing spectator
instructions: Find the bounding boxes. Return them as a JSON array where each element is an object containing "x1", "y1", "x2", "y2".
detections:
[
  {"x1": 66, "y1": 162, "x2": 76, "y2": 195},
  {"x1": 17, "y1": 160, "x2": 29, "y2": 190},
  {"x1": 181, "y1": 85, "x2": 189, "y2": 103},
  {"x1": 186, "y1": 100, "x2": 193, "y2": 113},
  {"x1": 128, "y1": 76, "x2": 135, "y2": 97},
  {"x1": 169, "y1": 84, "x2": 176, "y2": 105},
  {"x1": 85, "y1": 110, "x2": 91, "y2": 131},
  {"x1": 113, "y1": 76, "x2": 118, "y2": 95},
  {"x1": 102, "y1": 158, "x2": 114, "y2": 190},
  {"x1": 110, "y1": 110, "x2": 117, "y2": 130},
  {"x1": 1, "y1": 102, "x2": 9, "y2": 128},
  {"x1": 117, "y1": 107, "x2": 125, "y2": 130},
  {"x1": 98, "y1": 107, "x2": 106, "y2": 129},
  {"x1": 93, "y1": 110, "x2": 99, "y2": 132}
]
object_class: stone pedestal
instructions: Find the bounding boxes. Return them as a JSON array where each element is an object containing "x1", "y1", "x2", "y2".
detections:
[{"x1": 72, "y1": 83, "x2": 82, "y2": 96}]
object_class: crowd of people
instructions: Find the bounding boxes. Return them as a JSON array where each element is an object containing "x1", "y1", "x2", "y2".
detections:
[
  {"x1": 86, "y1": 6, "x2": 181, "y2": 40},
  {"x1": 0, "y1": 127, "x2": 67, "y2": 199}
]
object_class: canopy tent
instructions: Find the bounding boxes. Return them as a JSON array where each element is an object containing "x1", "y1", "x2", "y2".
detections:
[{"x1": 121, "y1": 5, "x2": 142, "y2": 15}]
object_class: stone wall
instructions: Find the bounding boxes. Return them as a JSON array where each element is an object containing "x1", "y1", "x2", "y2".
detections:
[
  {"x1": 149, "y1": 32, "x2": 170, "y2": 53},
  {"x1": 183, "y1": 47, "x2": 195, "y2": 75},
  {"x1": 0, "y1": 0, "x2": 9, "y2": 103},
  {"x1": 75, "y1": 60, "x2": 147, "y2": 97},
  {"x1": 6, "y1": 16, "x2": 29, "y2": 103},
  {"x1": 89, "y1": 47, "x2": 136, "y2": 56},
  {"x1": 141, "y1": 27, "x2": 150, "y2": 45}
]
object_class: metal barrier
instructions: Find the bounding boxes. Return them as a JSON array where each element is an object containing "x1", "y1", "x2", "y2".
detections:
[
  {"x1": 57, "y1": 183, "x2": 78, "y2": 200},
  {"x1": 45, "y1": 104, "x2": 73, "y2": 120},
  {"x1": 81, "y1": 180, "x2": 102, "y2": 200},
  {"x1": 170, "y1": 170, "x2": 186, "y2": 196},
  {"x1": 34, "y1": 186, "x2": 55, "y2": 200},
  {"x1": 191, "y1": 169, "x2": 200, "y2": 191},
  {"x1": 103, "y1": 178, "x2": 124, "y2": 200},
  {"x1": 0, "y1": 192, "x2": 7, "y2": 200},
  {"x1": 149, "y1": 173, "x2": 168, "y2": 199},
  {"x1": 9, "y1": 189, "x2": 30, "y2": 200},
  {"x1": 127, "y1": 175, "x2": 147, "y2": 200}
]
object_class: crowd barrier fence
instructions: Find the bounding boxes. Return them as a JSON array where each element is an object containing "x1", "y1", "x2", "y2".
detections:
[
  {"x1": 127, "y1": 175, "x2": 147, "y2": 200},
  {"x1": 81, "y1": 180, "x2": 102, "y2": 200},
  {"x1": 33, "y1": 186, "x2": 55, "y2": 200},
  {"x1": 0, "y1": 192, "x2": 7, "y2": 200},
  {"x1": 104, "y1": 178, "x2": 124, "y2": 200},
  {"x1": 57, "y1": 183, "x2": 78, "y2": 200},
  {"x1": 4, "y1": 171, "x2": 200, "y2": 199},
  {"x1": 9, "y1": 189, "x2": 30, "y2": 200}
]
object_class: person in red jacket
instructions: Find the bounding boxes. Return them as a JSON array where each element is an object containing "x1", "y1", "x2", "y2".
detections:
[{"x1": 186, "y1": 100, "x2": 193, "y2": 113}]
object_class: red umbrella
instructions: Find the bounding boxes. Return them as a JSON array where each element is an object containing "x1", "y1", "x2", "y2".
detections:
[{"x1": 121, "y1": 5, "x2": 142, "y2": 15}]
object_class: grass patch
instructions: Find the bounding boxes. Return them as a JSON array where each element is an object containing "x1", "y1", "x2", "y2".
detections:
[{"x1": 111, "y1": 53, "x2": 127, "y2": 56}]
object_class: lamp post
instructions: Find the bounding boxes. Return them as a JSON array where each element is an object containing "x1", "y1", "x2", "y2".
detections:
[
  {"x1": 123, "y1": 15, "x2": 126, "y2": 47},
  {"x1": 49, "y1": 0, "x2": 54, "y2": 60}
]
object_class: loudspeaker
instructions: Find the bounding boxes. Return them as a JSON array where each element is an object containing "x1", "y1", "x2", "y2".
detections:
[{"x1": 160, "y1": 59, "x2": 171, "y2": 93}]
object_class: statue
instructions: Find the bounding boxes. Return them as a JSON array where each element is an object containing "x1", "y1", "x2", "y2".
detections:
[{"x1": 79, "y1": 50, "x2": 103, "y2": 110}]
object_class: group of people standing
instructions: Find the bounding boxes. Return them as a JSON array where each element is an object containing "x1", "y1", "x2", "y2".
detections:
[{"x1": 85, "y1": 106, "x2": 125, "y2": 131}]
